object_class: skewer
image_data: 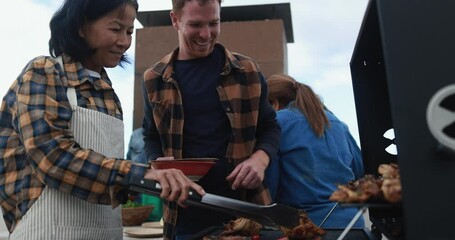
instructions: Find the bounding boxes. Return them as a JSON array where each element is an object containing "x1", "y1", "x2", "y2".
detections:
[
  {"x1": 319, "y1": 202, "x2": 339, "y2": 228},
  {"x1": 336, "y1": 206, "x2": 367, "y2": 240}
]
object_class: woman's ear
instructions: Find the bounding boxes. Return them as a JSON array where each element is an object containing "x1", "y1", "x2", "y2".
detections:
[
  {"x1": 78, "y1": 16, "x2": 89, "y2": 38},
  {"x1": 78, "y1": 26, "x2": 85, "y2": 38}
]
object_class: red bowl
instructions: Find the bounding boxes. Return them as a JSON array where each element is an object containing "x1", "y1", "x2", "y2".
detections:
[{"x1": 151, "y1": 158, "x2": 217, "y2": 181}]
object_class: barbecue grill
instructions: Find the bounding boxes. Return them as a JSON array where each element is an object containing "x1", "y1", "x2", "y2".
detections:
[{"x1": 350, "y1": 0, "x2": 455, "y2": 239}]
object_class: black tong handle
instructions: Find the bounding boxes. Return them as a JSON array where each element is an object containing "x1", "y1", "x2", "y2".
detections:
[{"x1": 128, "y1": 176, "x2": 203, "y2": 201}]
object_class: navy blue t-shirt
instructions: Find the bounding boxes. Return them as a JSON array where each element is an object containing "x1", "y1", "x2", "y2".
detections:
[
  {"x1": 173, "y1": 46, "x2": 230, "y2": 160},
  {"x1": 173, "y1": 46, "x2": 241, "y2": 236}
]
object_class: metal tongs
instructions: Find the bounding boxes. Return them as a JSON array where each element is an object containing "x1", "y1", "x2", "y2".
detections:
[{"x1": 128, "y1": 176, "x2": 300, "y2": 229}]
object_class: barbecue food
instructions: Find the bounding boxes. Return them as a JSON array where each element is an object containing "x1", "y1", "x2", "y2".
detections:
[
  {"x1": 203, "y1": 212, "x2": 325, "y2": 240},
  {"x1": 280, "y1": 212, "x2": 326, "y2": 240},
  {"x1": 202, "y1": 218, "x2": 262, "y2": 240},
  {"x1": 379, "y1": 163, "x2": 401, "y2": 203},
  {"x1": 329, "y1": 174, "x2": 382, "y2": 203},
  {"x1": 378, "y1": 163, "x2": 400, "y2": 179},
  {"x1": 381, "y1": 178, "x2": 401, "y2": 203},
  {"x1": 329, "y1": 163, "x2": 402, "y2": 204},
  {"x1": 221, "y1": 218, "x2": 262, "y2": 237}
]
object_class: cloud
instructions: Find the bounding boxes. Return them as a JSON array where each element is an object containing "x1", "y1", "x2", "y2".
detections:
[
  {"x1": 284, "y1": 0, "x2": 368, "y2": 144},
  {"x1": 1, "y1": 1, "x2": 57, "y2": 95}
]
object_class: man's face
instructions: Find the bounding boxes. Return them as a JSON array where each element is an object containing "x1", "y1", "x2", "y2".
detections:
[{"x1": 171, "y1": 0, "x2": 221, "y2": 60}]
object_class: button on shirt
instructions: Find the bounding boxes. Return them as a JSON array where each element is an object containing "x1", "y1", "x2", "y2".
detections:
[{"x1": 0, "y1": 55, "x2": 144, "y2": 232}]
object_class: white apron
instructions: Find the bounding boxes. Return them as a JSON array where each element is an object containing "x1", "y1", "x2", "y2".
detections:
[{"x1": 11, "y1": 67, "x2": 125, "y2": 239}]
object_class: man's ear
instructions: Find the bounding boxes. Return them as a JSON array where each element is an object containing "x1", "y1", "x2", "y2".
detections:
[{"x1": 170, "y1": 11, "x2": 179, "y2": 31}]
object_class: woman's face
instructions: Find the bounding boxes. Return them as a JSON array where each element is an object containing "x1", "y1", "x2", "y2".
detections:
[{"x1": 79, "y1": 4, "x2": 136, "y2": 72}]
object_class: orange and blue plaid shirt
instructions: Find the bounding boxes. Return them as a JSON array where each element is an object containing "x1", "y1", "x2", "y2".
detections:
[
  {"x1": 142, "y1": 44, "x2": 280, "y2": 239},
  {"x1": 0, "y1": 54, "x2": 145, "y2": 232}
]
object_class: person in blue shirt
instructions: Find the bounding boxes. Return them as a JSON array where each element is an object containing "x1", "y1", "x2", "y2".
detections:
[
  {"x1": 126, "y1": 128, "x2": 163, "y2": 221},
  {"x1": 127, "y1": 128, "x2": 148, "y2": 164},
  {"x1": 264, "y1": 73, "x2": 365, "y2": 228}
]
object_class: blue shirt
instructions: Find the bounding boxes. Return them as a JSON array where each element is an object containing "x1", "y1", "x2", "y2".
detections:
[
  {"x1": 264, "y1": 105, "x2": 365, "y2": 228},
  {"x1": 127, "y1": 128, "x2": 147, "y2": 164},
  {"x1": 174, "y1": 45, "x2": 231, "y2": 159}
]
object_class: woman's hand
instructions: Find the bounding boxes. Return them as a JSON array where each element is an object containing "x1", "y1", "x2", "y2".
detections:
[{"x1": 143, "y1": 168, "x2": 205, "y2": 207}]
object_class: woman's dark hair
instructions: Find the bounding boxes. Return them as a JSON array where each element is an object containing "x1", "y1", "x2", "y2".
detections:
[
  {"x1": 49, "y1": 0, "x2": 138, "y2": 67},
  {"x1": 267, "y1": 73, "x2": 330, "y2": 137}
]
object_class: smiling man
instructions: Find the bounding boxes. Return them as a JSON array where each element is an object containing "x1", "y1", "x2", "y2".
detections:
[{"x1": 141, "y1": 0, "x2": 281, "y2": 239}]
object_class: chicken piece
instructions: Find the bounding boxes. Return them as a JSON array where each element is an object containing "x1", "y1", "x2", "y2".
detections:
[
  {"x1": 220, "y1": 218, "x2": 262, "y2": 237},
  {"x1": 378, "y1": 163, "x2": 400, "y2": 179},
  {"x1": 330, "y1": 163, "x2": 402, "y2": 204},
  {"x1": 280, "y1": 212, "x2": 325, "y2": 240},
  {"x1": 381, "y1": 178, "x2": 402, "y2": 203},
  {"x1": 378, "y1": 163, "x2": 402, "y2": 203},
  {"x1": 329, "y1": 175, "x2": 382, "y2": 203}
]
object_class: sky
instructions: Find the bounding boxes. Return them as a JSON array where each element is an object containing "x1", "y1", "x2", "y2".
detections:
[{"x1": 1, "y1": 0, "x2": 370, "y2": 156}]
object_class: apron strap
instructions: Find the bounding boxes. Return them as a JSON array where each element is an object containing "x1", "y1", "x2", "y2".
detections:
[
  {"x1": 54, "y1": 56, "x2": 78, "y2": 107},
  {"x1": 66, "y1": 88, "x2": 77, "y2": 107}
]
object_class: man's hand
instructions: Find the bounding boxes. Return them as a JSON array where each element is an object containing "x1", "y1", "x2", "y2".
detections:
[{"x1": 226, "y1": 150, "x2": 270, "y2": 190}]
